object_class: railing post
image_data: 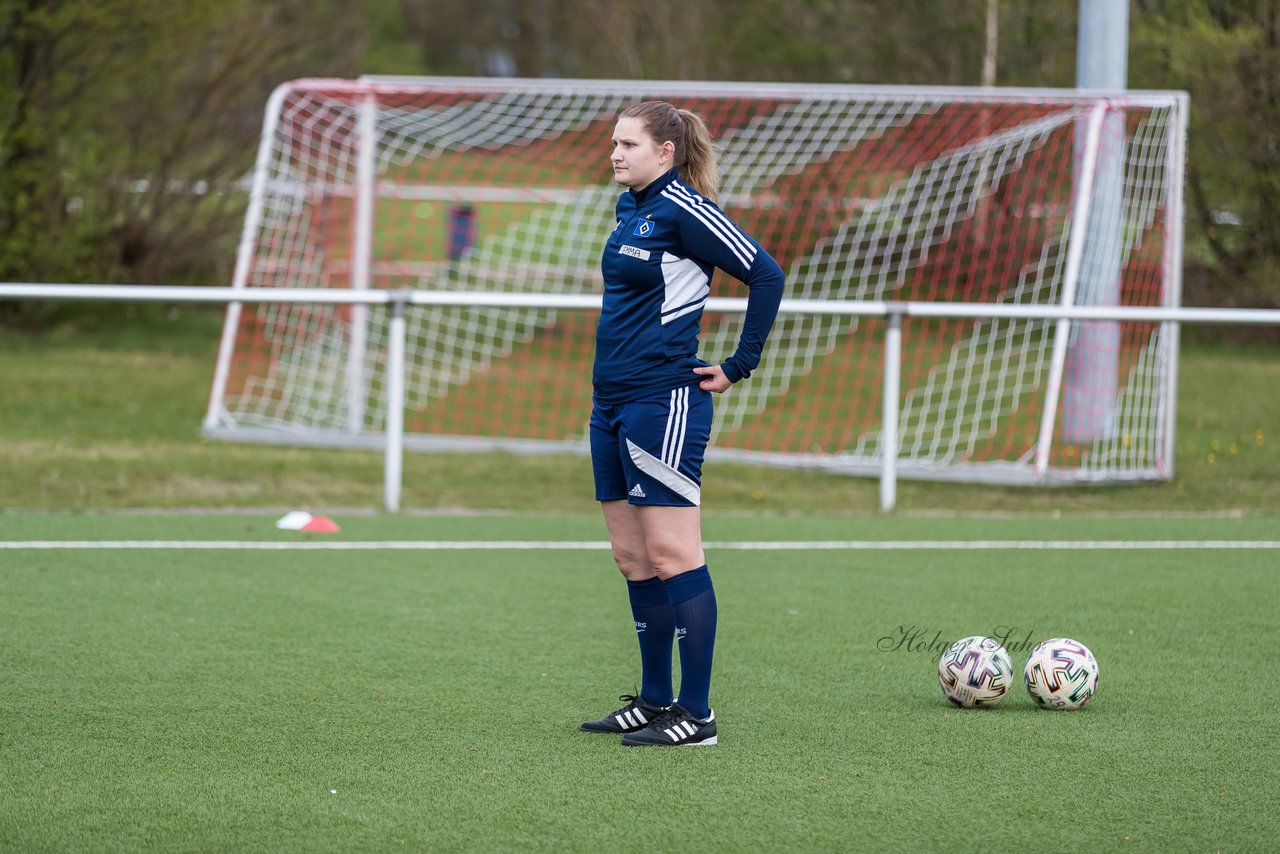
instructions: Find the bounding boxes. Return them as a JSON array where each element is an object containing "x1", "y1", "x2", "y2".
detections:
[
  {"x1": 880, "y1": 307, "x2": 904, "y2": 512},
  {"x1": 383, "y1": 292, "x2": 409, "y2": 513}
]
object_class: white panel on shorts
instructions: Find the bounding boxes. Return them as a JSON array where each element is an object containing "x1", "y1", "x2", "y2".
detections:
[{"x1": 625, "y1": 439, "x2": 701, "y2": 506}]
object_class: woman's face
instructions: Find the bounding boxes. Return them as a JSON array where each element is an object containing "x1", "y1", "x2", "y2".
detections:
[{"x1": 610, "y1": 117, "x2": 673, "y2": 191}]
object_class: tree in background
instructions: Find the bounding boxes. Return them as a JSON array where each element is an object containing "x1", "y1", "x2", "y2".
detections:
[
  {"x1": 393, "y1": 0, "x2": 1003, "y2": 84},
  {"x1": 0, "y1": 0, "x2": 367, "y2": 307},
  {"x1": 1131, "y1": 1, "x2": 1280, "y2": 308},
  {"x1": 0, "y1": 1, "x2": 100, "y2": 286},
  {"x1": 2, "y1": 0, "x2": 1277, "y2": 314}
]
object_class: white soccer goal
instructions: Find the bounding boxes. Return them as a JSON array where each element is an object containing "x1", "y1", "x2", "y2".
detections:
[{"x1": 204, "y1": 77, "x2": 1188, "y2": 487}]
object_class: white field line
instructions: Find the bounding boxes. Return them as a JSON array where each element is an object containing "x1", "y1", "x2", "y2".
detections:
[{"x1": 1, "y1": 540, "x2": 1279, "y2": 551}]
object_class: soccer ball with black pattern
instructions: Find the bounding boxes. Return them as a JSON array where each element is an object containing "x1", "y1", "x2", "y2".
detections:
[
  {"x1": 937, "y1": 635, "x2": 1014, "y2": 708},
  {"x1": 1023, "y1": 637, "x2": 1099, "y2": 710}
]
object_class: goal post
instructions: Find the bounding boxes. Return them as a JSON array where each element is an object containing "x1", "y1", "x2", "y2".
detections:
[{"x1": 204, "y1": 77, "x2": 1188, "y2": 487}]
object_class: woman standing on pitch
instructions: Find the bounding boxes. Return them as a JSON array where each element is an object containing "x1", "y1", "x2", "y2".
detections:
[{"x1": 579, "y1": 101, "x2": 785, "y2": 747}]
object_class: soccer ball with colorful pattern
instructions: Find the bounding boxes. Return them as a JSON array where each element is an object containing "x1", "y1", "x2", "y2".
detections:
[
  {"x1": 937, "y1": 636, "x2": 1014, "y2": 708},
  {"x1": 1023, "y1": 638, "x2": 1099, "y2": 710}
]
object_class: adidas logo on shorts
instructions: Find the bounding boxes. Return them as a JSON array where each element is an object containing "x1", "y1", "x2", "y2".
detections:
[{"x1": 628, "y1": 483, "x2": 646, "y2": 499}]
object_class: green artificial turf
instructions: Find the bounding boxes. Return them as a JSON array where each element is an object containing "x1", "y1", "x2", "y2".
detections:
[{"x1": 2, "y1": 513, "x2": 1276, "y2": 850}]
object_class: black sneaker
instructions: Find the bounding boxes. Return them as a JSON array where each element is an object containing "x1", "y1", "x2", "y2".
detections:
[
  {"x1": 580, "y1": 694, "x2": 668, "y2": 734},
  {"x1": 620, "y1": 703, "x2": 717, "y2": 747}
]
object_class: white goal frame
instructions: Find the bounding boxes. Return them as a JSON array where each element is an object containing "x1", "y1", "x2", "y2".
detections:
[{"x1": 200, "y1": 77, "x2": 1193, "y2": 500}]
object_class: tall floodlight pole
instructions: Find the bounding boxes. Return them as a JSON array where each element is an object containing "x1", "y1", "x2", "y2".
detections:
[
  {"x1": 1062, "y1": 0, "x2": 1128, "y2": 444},
  {"x1": 983, "y1": 0, "x2": 998, "y2": 88}
]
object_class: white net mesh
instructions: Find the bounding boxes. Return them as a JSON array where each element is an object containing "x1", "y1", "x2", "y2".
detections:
[{"x1": 208, "y1": 79, "x2": 1185, "y2": 484}]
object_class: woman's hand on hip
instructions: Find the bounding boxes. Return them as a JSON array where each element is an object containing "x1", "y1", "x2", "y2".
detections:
[{"x1": 693, "y1": 364, "x2": 732, "y2": 394}]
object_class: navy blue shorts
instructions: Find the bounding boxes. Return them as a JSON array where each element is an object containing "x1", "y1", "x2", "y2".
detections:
[{"x1": 590, "y1": 385, "x2": 712, "y2": 507}]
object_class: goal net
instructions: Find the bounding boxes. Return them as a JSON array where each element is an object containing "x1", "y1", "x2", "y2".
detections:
[{"x1": 204, "y1": 77, "x2": 1187, "y2": 485}]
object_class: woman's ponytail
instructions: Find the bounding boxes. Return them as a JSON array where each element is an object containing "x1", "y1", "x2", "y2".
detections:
[{"x1": 620, "y1": 101, "x2": 721, "y2": 201}]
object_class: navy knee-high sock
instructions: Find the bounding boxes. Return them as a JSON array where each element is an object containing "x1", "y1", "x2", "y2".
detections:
[
  {"x1": 626, "y1": 576, "x2": 675, "y2": 706},
  {"x1": 664, "y1": 565, "x2": 717, "y2": 720}
]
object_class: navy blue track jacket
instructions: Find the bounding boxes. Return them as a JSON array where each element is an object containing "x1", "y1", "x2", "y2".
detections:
[{"x1": 592, "y1": 168, "x2": 786, "y2": 405}]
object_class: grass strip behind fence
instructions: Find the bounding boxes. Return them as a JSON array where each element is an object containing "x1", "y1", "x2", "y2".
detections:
[{"x1": 1, "y1": 308, "x2": 1278, "y2": 514}]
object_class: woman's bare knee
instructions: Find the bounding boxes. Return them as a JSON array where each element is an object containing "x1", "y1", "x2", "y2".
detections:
[
  {"x1": 638, "y1": 505, "x2": 705, "y2": 578},
  {"x1": 600, "y1": 500, "x2": 656, "y2": 579},
  {"x1": 611, "y1": 546, "x2": 655, "y2": 580}
]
